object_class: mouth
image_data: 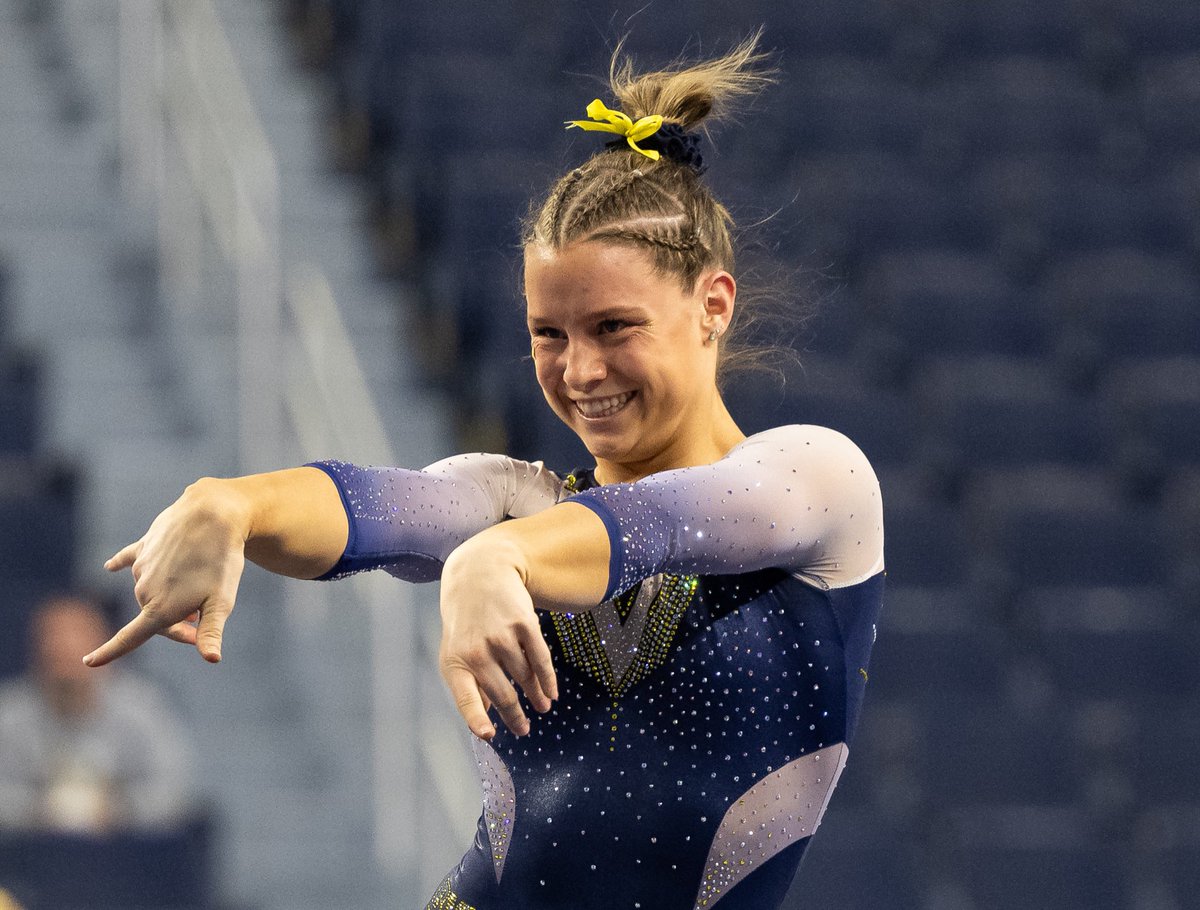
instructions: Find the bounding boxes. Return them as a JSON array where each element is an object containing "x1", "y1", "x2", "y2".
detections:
[{"x1": 573, "y1": 391, "x2": 637, "y2": 420}]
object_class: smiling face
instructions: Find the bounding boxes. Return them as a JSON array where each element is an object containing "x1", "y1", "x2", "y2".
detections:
[{"x1": 525, "y1": 240, "x2": 743, "y2": 483}]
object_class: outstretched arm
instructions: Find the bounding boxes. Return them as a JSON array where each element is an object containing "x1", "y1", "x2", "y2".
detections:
[
  {"x1": 84, "y1": 467, "x2": 348, "y2": 667},
  {"x1": 86, "y1": 453, "x2": 561, "y2": 668}
]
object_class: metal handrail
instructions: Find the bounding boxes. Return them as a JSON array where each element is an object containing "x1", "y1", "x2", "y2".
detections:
[{"x1": 116, "y1": 0, "x2": 472, "y2": 892}]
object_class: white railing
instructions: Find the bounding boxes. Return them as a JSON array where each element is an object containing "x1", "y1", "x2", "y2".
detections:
[{"x1": 116, "y1": 0, "x2": 473, "y2": 896}]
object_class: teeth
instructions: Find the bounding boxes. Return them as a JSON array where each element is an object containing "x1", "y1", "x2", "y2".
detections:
[{"x1": 576, "y1": 392, "x2": 634, "y2": 418}]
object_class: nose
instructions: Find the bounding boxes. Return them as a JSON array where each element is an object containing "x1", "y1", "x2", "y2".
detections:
[{"x1": 563, "y1": 338, "x2": 606, "y2": 390}]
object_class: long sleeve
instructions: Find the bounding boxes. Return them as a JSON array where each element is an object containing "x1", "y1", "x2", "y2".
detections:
[
  {"x1": 567, "y1": 424, "x2": 885, "y2": 600},
  {"x1": 308, "y1": 453, "x2": 563, "y2": 581}
]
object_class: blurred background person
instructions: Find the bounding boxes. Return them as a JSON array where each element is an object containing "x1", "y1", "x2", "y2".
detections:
[{"x1": 0, "y1": 594, "x2": 194, "y2": 833}]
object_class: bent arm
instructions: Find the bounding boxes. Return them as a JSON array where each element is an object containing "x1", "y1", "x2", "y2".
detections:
[
  {"x1": 445, "y1": 501, "x2": 611, "y2": 611},
  {"x1": 469, "y1": 424, "x2": 885, "y2": 608},
  {"x1": 435, "y1": 424, "x2": 883, "y2": 741},
  {"x1": 448, "y1": 424, "x2": 884, "y2": 613}
]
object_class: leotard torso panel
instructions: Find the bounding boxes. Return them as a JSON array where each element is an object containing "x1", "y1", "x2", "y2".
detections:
[{"x1": 309, "y1": 425, "x2": 885, "y2": 910}]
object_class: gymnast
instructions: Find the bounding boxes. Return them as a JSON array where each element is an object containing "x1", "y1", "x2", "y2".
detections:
[{"x1": 85, "y1": 37, "x2": 885, "y2": 910}]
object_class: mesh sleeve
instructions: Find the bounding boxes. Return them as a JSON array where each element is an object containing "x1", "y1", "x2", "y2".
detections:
[
  {"x1": 567, "y1": 425, "x2": 885, "y2": 600},
  {"x1": 307, "y1": 454, "x2": 561, "y2": 581}
]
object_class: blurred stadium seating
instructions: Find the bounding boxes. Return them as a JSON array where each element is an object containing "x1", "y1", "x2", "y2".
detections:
[{"x1": 1, "y1": 0, "x2": 1195, "y2": 907}]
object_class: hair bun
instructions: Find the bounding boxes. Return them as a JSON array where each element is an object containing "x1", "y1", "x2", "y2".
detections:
[{"x1": 606, "y1": 123, "x2": 707, "y2": 173}]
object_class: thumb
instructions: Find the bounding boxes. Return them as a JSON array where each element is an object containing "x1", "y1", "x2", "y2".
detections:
[{"x1": 104, "y1": 540, "x2": 141, "y2": 572}]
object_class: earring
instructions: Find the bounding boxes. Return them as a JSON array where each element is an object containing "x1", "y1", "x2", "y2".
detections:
[{"x1": 708, "y1": 329, "x2": 720, "y2": 344}]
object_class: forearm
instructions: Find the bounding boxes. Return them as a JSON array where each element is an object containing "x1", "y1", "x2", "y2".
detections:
[
  {"x1": 451, "y1": 502, "x2": 610, "y2": 610},
  {"x1": 196, "y1": 467, "x2": 348, "y2": 579}
]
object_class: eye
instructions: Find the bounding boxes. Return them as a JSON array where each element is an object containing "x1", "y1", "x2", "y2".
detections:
[
  {"x1": 531, "y1": 326, "x2": 564, "y2": 340},
  {"x1": 598, "y1": 319, "x2": 628, "y2": 334}
]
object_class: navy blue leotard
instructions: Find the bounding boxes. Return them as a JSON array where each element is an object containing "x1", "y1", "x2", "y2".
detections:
[{"x1": 310, "y1": 424, "x2": 885, "y2": 910}]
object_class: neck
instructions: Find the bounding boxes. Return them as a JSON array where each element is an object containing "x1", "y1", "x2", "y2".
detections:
[{"x1": 593, "y1": 395, "x2": 745, "y2": 485}]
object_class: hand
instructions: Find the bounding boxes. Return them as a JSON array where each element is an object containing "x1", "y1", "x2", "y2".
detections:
[
  {"x1": 438, "y1": 534, "x2": 558, "y2": 740},
  {"x1": 83, "y1": 478, "x2": 251, "y2": 667}
]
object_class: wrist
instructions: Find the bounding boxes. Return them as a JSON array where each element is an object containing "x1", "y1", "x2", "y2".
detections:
[
  {"x1": 184, "y1": 476, "x2": 257, "y2": 545},
  {"x1": 448, "y1": 527, "x2": 530, "y2": 587}
]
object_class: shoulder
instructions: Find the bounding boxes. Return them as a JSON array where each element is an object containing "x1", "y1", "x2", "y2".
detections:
[
  {"x1": 742, "y1": 425, "x2": 884, "y2": 586},
  {"x1": 738, "y1": 423, "x2": 868, "y2": 452},
  {"x1": 733, "y1": 424, "x2": 879, "y2": 483}
]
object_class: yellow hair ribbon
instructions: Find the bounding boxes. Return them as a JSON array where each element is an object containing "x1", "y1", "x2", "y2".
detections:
[{"x1": 566, "y1": 98, "x2": 663, "y2": 161}]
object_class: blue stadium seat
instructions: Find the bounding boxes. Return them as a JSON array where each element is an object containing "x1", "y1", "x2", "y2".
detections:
[
  {"x1": 772, "y1": 59, "x2": 925, "y2": 157},
  {"x1": 1103, "y1": 357, "x2": 1200, "y2": 468},
  {"x1": 1116, "y1": 2, "x2": 1200, "y2": 55},
  {"x1": 0, "y1": 811, "x2": 215, "y2": 910},
  {"x1": 1041, "y1": 249, "x2": 1200, "y2": 360},
  {"x1": 0, "y1": 577, "x2": 61, "y2": 678},
  {"x1": 955, "y1": 841, "x2": 1126, "y2": 910},
  {"x1": 967, "y1": 467, "x2": 1165, "y2": 586},
  {"x1": 0, "y1": 348, "x2": 41, "y2": 455},
  {"x1": 932, "y1": 58, "x2": 1107, "y2": 160},
  {"x1": 878, "y1": 471, "x2": 972, "y2": 585},
  {"x1": 1156, "y1": 159, "x2": 1200, "y2": 253},
  {"x1": 420, "y1": 151, "x2": 537, "y2": 362},
  {"x1": 918, "y1": 699, "x2": 1077, "y2": 804},
  {"x1": 972, "y1": 158, "x2": 1195, "y2": 257},
  {"x1": 791, "y1": 288, "x2": 861, "y2": 357},
  {"x1": 743, "y1": 1, "x2": 892, "y2": 58},
  {"x1": 1140, "y1": 55, "x2": 1200, "y2": 153},
  {"x1": 789, "y1": 821, "x2": 921, "y2": 909},
  {"x1": 1118, "y1": 700, "x2": 1200, "y2": 803},
  {"x1": 1045, "y1": 629, "x2": 1195, "y2": 701},
  {"x1": 913, "y1": 355, "x2": 1108, "y2": 467},
  {"x1": 775, "y1": 152, "x2": 958, "y2": 263},
  {"x1": 503, "y1": 378, "x2": 590, "y2": 475},
  {"x1": 0, "y1": 458, "x2": 77, "y2": 585},
  {"x1": 1055, "y1": 174, "x2": 1190, "y2": 253},
  {"x1": 861, "y1": 252, "x2": 1048, "y2": 356},
  {"x1": 722, "y1": 356, "x2": 917, "y2": 467},
  {"x1": 928, "y1": 0, "x2": 1082, "y2": 56},
  {"x1": 869, "y1": 631, "x2": 1006, "y2": 701}
]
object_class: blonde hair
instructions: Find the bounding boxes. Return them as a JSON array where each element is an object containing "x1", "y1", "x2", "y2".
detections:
[{"x1": 525, "y1": 34, "x2": 774, "y2": 298}]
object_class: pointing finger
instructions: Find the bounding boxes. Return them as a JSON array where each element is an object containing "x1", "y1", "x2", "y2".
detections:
[{"x1": 83, "y1": 610, "x2": 160, "y2": 667}]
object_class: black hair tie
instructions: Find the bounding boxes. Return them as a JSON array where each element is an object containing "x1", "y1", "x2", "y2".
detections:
[{"x1": 606, "y1": 123, "x2": 707, "y2": 174}]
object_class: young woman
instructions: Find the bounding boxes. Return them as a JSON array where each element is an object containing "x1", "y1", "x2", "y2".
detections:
[{"x1": 85, "y1": 39, "x2": 885, "y2": 910}]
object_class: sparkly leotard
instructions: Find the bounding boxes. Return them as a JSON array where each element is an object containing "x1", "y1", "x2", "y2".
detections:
[{"x1": 310, "y1": 424, "x2": 885, "y2": 910}]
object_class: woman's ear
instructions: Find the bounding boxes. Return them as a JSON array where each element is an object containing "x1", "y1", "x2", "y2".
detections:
[{"x1": 698, "y1": 270, "x2": 736, "y2": 339}]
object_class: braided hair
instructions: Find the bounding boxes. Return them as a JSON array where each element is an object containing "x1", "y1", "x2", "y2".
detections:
[{"x1": 525, "y1": 35, "x2": 774, "y2": 300}]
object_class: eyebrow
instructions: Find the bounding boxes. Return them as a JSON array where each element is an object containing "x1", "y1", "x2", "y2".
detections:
[{"x1": 527, "y1": 305, "x2": 649, "y2": 328}]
